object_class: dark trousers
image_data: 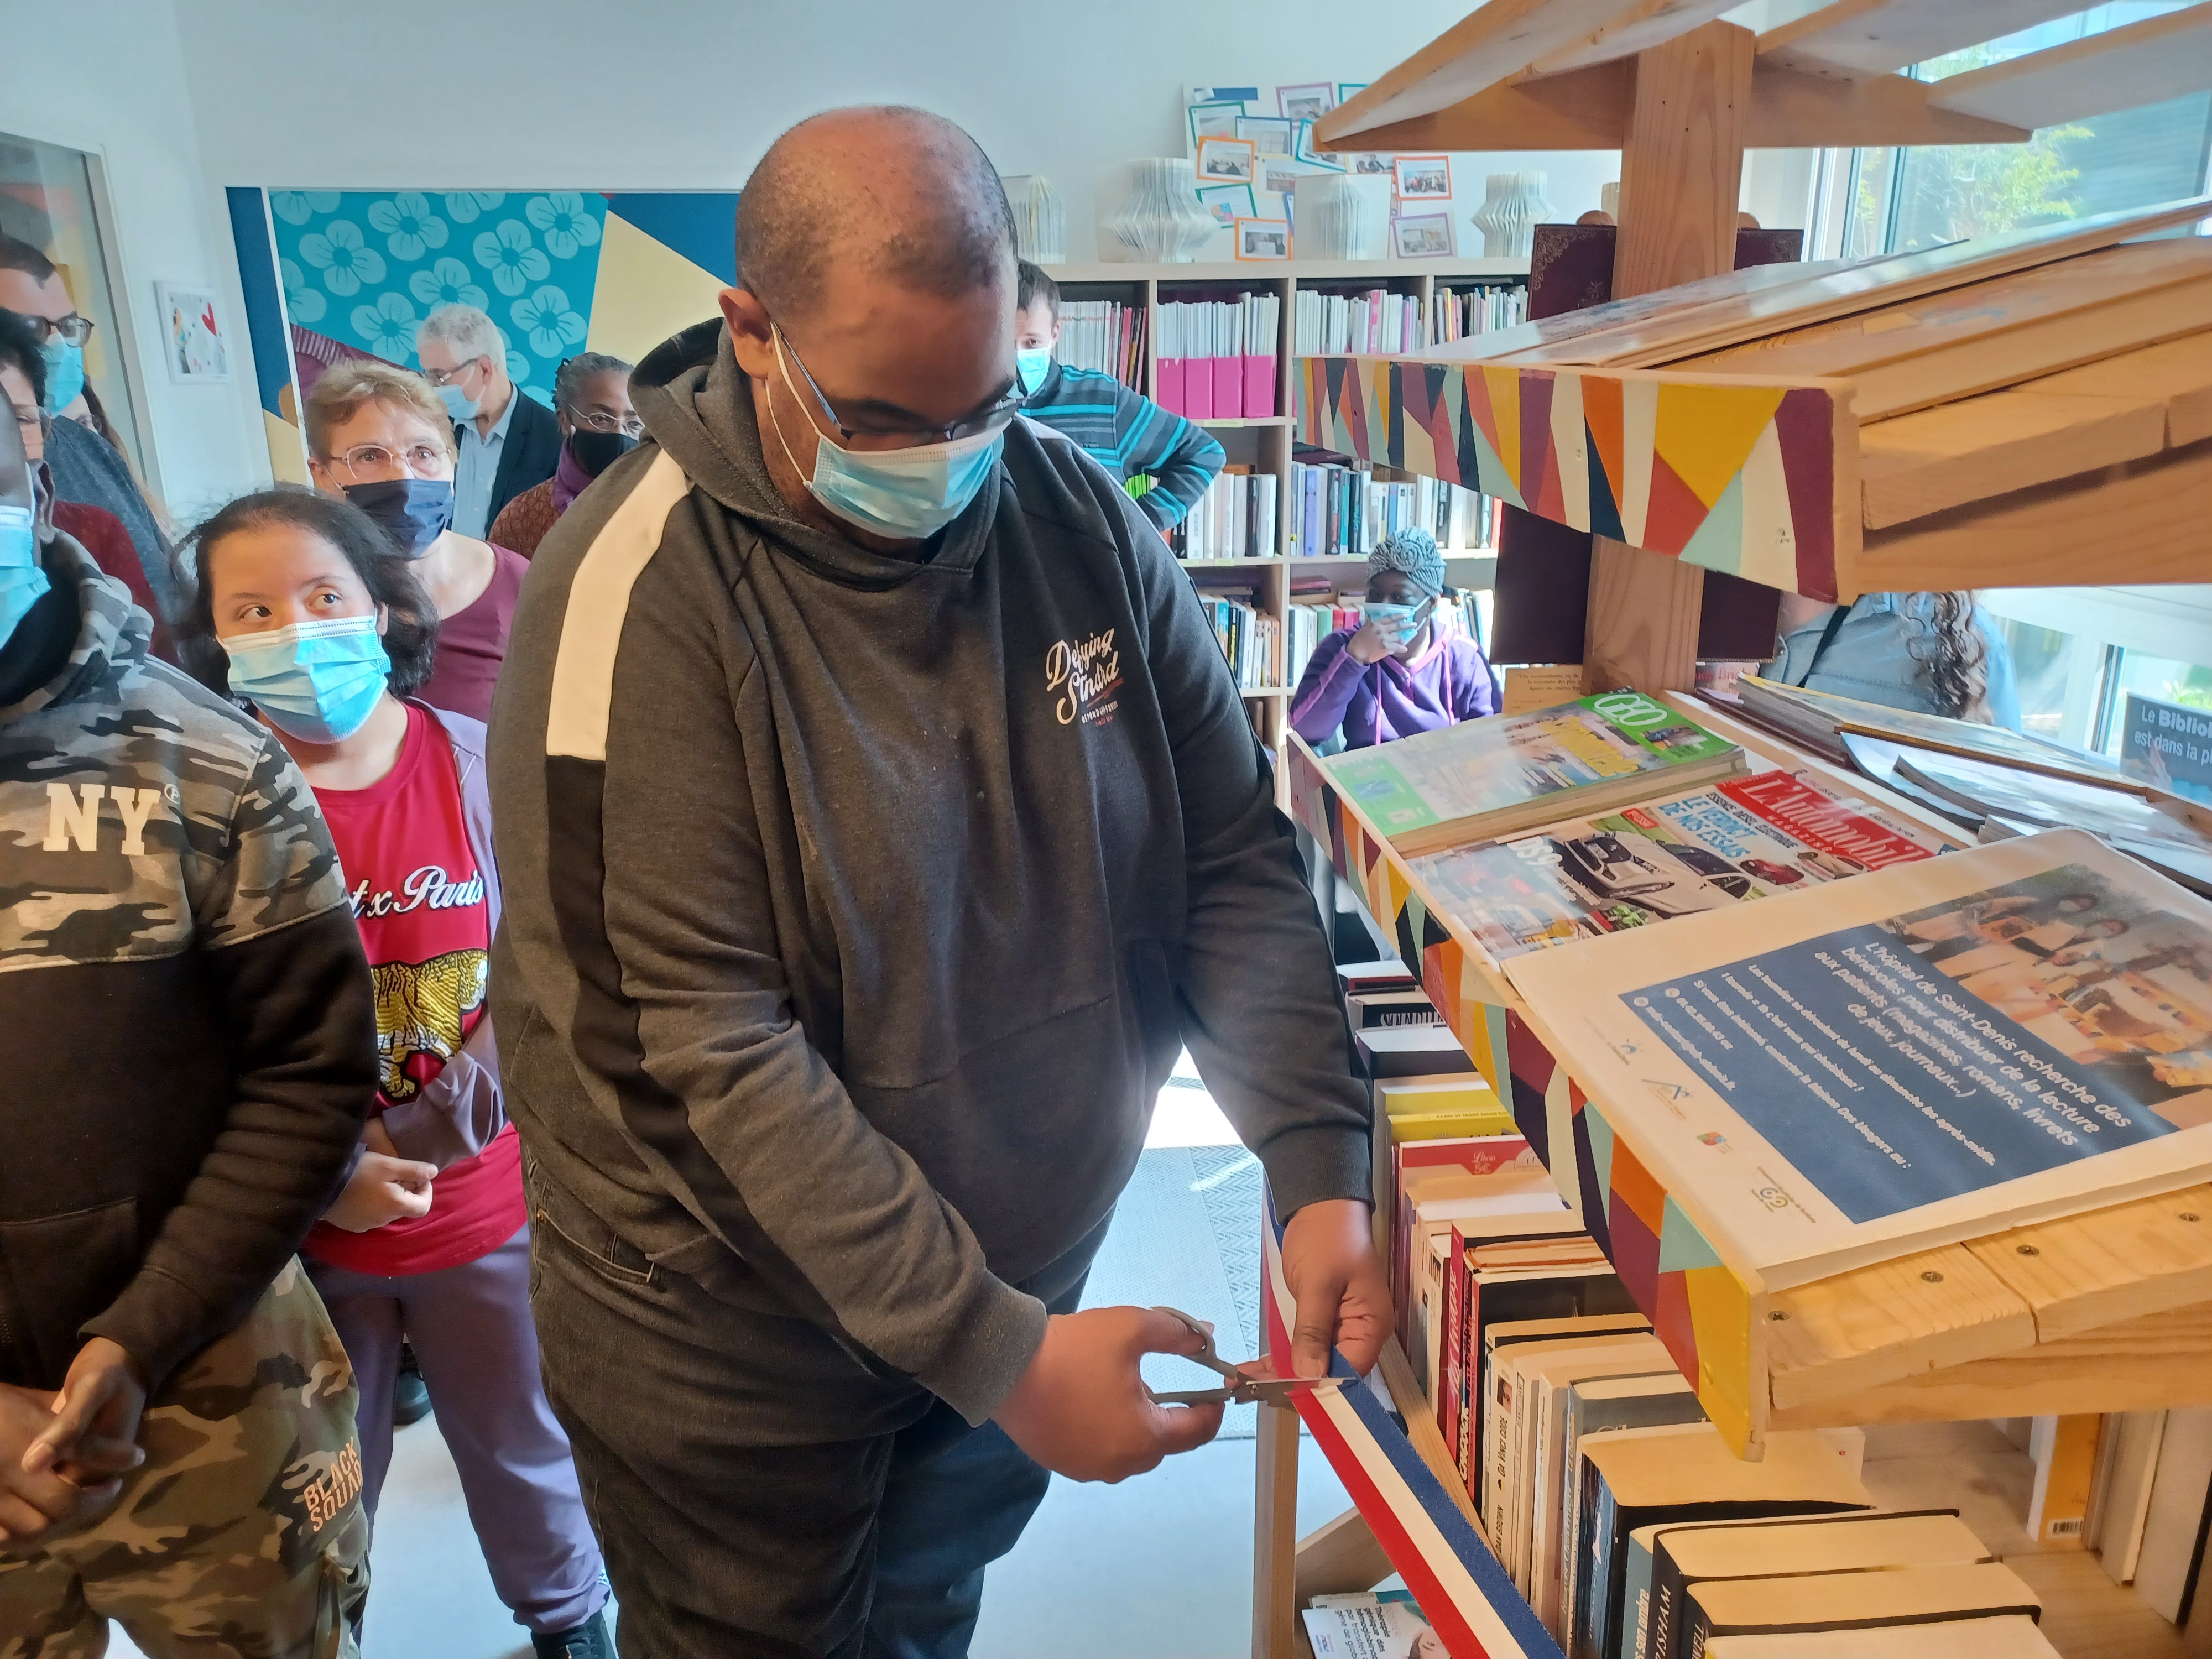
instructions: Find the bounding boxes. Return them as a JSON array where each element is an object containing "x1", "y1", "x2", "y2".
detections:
[{"x1": 525, "y1": 1171, "x2": 1097, "y2": 1658}]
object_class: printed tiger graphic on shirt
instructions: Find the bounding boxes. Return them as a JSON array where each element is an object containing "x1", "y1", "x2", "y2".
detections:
[{"x1": 369, "y1": 947, "x2": 489, "y2": 1103}]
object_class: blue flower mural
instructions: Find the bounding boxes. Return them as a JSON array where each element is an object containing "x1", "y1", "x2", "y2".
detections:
[
  {"x1": 367, "y1": 192, "x2": 448, "y2": 262},
  {"x1": 473, "y1": 218, "x2": 551, "y2": 298},
  {"x1": 298, "y1": 221, "x2": 385, "y2": 298},
  {"x1": 267, "y1": 188, "x2": 607, "y2": 408},
  {"x1": 408, "y1": 257, "x2": 487, "y2": 312},
  {"x1": 352, "y1": 292, "x2": 419, "y2": 359}
]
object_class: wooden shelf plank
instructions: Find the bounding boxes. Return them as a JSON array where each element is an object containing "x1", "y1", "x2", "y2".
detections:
[
  {"x1": 1318, "y1": 61, "x2": 1632, "y2": 154},
  {"x1": 1311, "y1": 0, "x2": 1657, "y2": 144},
  {"x1": 1966, "y1": 1183, "x2": 2212, "y2": 1340},
  {"x1": 1747, "y1": 60, "x2": 2031, "y2": 148},
  {"x1": 2023, "y1": 328, "x2": 2212, "y2": 450},
  {"x1": 1859, "y1": 386, "x2": 2168, "y2": 529},
  {"x1": 1928, "y1": 2, "x2": 2212, "y2": 127},
  {"x1": 1765, "y1": 1242, "x2": 2038, "y2": 1412},
  {"x1": 1851, "y1": 435, "x2": 2212, "y2": 593},
  {"x1": 1756, "y1": 0, "x2": 2093, "y2": 80},
  {"x1": 1528, "y1": 0, "x2": 1744, "y2": 76}
]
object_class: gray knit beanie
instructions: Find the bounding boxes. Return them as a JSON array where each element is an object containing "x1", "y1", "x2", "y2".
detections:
[{"x1": 1367, "y1": 527, "x2": 1446, "y2": 598}]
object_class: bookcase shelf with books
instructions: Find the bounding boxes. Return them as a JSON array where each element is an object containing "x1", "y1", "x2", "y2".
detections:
[{"x1": 1050, "y1": 258, "x2": 1528, "y2": 759}]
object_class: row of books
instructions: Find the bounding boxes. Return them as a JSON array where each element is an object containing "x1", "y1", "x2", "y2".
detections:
[
  {"x1": 1156, "y1": 294, "x2": 1280, "y2": 419},
  {"x1": 1051, "y1": 299, "x2": 1144, "y2": 388},
  {"x1": 1352, "y1": 980, "x2": 2056, "y2": 1659},
  {"x1": 1197, "y1": 591, "x2": 1281, "y2": 691},
  {"x1": 1171, "y1": 467, "x2": 1279, "y2": 561},
  {"x1": 1429, "y1": 282, "x2": 1530, "y2": 344},
  {"x1": 1293, "y1": 287, "x2": 1427, "y2": 356},
  {"x1": 1286, "y1": 460, "x2": 1489, "y2": 558}
]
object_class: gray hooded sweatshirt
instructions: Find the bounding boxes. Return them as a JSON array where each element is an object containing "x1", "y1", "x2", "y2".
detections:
[{"x1": 488, "y1": 320, "x2": 1368, "y2": 1431}]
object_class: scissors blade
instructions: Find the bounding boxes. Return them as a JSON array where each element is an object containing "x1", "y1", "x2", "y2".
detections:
[{"x1": 1238, "y1": 1375, "x2": 1348, "y2": 1405}]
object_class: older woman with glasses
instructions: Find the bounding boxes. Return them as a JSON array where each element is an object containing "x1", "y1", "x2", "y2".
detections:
[
  {"x1": 303, "y1": 358, "x2": 528, "y2": 723},
  {"x1": 488, "y1": 353, "x2": 639, "y2": 559}
]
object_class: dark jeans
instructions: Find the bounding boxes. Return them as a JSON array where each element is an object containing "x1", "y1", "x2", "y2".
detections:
[{"x1": 525, "y1": 1167, "x2": 1098, "y2": 1658}]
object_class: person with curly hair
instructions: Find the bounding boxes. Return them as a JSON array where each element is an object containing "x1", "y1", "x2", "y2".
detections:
[{"x1": 1771, "y1": 589, "x2": 2021, "y2": 728}]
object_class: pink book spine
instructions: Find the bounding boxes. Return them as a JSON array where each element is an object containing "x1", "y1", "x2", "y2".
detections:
[
  {"x1": 1184, "y1": 357, "x2": 1215, "y2": 421},
  {"x1": 1212, "y1": 356, "x2": 1240, "y2": 418},
  {"x1": 1243, "y1": 354, "x2": 1277, "y2": 420},
  {"x1": 1156, "y1": 357, "x2": 1186, "y2": 417}
]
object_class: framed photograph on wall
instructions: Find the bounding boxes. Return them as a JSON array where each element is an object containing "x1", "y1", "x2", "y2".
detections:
[
  {"x1": 1392, "y1": 212, "x2": 1457, "y2": 259},
  {"x1": 1393, "y1": 155, "x2": 1453, "y2": 202},
  {"x1": 1292, "y1": 120, "x2": 1346, "y2": 173},
  {"x1": 1234, "y1": 218, "x2": 1292, "y2": 262},
  {"x1": 1196, "y1": 183, "x2": 1258, "y2": 229},
  {"x1": 1187, "y1": 101, "x2": 1245, "y2": 149},
  {"x1": 1277, "y1": 83, "x2": 1336, "y2": 124},
  {"x1": 156, "y1": 281, "x2": 231, "y2": 383},
  {"x1": 1352, "y1": 153, "x2": 1395, "y2": 176},
  {"x1": 1235, "y1": 116, "x2": 1295, "y2": 156},
  {"x1": 1337, "y1": 82, "x2": 1369, "y2": 104},
  {"x1": 1195, "y1": 136, "x2": 1257, "y2": 184}
]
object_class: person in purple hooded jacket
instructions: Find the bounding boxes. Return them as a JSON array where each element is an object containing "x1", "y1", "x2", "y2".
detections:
[{"x1": 1290, "y1": 528, "x2": 1496, "y2": 749}]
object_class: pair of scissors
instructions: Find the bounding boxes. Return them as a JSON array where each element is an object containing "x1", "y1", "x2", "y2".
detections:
[{"x1": 1142, "y1": 1306, "x2": 1348, "y2": 1407}]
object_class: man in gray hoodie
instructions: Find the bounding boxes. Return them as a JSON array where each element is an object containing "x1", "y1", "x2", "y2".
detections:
[{"x1": 490, "y1": 105, "x2": 1387, "y2": 1656}]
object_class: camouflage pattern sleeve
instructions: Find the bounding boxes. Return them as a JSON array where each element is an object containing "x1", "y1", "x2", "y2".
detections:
[{"x1": 195, "y1": 732, "x2": 350, "y2": 948}]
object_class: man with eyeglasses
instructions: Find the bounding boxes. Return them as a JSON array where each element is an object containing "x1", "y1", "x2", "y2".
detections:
[
  {"x1": 489, "y1": 105, "x2": 1386, "y2": 1656},
  {"x1": 489, "y1": 352, "x2": 638, "y2": 559},
  {"x1": 0, "y1": 238, "x2": 177, "y2": 624},
  {"x1": 416, "y1": 302, "x2": 563, "y2": 541}
]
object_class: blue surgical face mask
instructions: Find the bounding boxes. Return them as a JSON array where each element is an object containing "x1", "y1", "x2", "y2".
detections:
[
  {"x1": 222, "y1": 614, "x2": 392, "y2": 745},
  {"x1": 39, "y1": 336, "x2": 85, "y2": 414},
  {"x1": 436, "y1": 380, "x2": 481, "y2": 422},
  {"x1": 1363, "y1": 601, "x2": 1419, "y2": 649},
  {"x1": 1016, "y1": 347, "x2": 1053, "y2": 396},
  {"x1": 0, "y1": 504, "x2": 48, "y2": 649},
  {"x1": 768, "y1": 335, "x2": 1003, "y2": 541},
  {"x1": 343, "y1": 478, "x2": 454, "y2": 557}
]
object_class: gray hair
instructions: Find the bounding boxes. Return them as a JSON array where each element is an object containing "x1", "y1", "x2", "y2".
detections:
[
  {"x1": 554, "y1": 351, "x2": 633, "y2": 411},
  {"x1": 1369, "y1": 526, "x2": 1446, "y2": 598},
  {"x1": 418, "y1": 302, "x2": 505, "y2": 367}
]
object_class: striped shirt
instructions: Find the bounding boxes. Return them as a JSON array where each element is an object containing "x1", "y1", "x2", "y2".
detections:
[{"x1": 1019, "y1": 363, "x2": 1224, "y2": 530}]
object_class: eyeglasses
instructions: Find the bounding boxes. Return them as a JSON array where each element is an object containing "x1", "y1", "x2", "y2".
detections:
[
  {"x1": 568, "y1": 407, "x2": 644, "y2": 436},
  {"x1": 773, "y1": 323, "x2": 1021, "y2": 447},
  {"x1": 420, "y1": 358, "x2": 487, "y2": 390},
  {"x1": 22, "y1": 314, "x2": 93, "y2": 347},
  {"x1": 322, "y1": 440, "x2": 450, "y2": 480}
]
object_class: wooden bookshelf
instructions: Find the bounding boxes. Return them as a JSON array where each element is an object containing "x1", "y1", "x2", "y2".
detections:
[{"x1": 1043, "y1": 257, "x2": 1529, "y2": 756}]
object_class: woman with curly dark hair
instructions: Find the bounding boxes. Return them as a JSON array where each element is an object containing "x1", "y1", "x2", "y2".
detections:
[{"x1": 1771, "y1": 588, "x2": 2022, "y2": 728}]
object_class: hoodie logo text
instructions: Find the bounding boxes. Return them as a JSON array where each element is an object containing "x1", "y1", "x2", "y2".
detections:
[{"x1": 1046, "y1": 629, "x2": 1122, "y2": 727}]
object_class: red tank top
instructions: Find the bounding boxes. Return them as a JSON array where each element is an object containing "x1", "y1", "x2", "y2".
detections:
[{"x1": 304, "y1": 703, "x2": 523, "y2": 1276}]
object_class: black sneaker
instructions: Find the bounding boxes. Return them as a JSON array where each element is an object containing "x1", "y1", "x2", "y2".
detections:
[
  {"x1": 393, "y1": 1343, "x2": 432, "y2": 1427},
  {"x1": 533, "y1": 1610, "x2": 613, "y2": 1659}
]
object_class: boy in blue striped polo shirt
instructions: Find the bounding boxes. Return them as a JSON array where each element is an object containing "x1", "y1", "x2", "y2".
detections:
[{"x1": 1015, "y1": 262, "x2": 1224, "y2": 536}]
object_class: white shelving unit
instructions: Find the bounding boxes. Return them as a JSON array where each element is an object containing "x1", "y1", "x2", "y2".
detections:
[{"x1": 1041, "y1": 257, "x2": 1528, "y2": 747}]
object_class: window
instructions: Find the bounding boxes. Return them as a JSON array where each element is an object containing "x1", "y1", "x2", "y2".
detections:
[
  {"x1": 1833, "y1": 3, "x2": 2212, "y2": 258},
  {"x1": 0, "y1": 131, "x2": 146, "y2": 474}
]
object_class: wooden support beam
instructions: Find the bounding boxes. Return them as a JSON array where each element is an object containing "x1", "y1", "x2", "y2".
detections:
[
  {"x1": 1966, "y1": 1185, "x2": 2212, "y2": 1342},
  {"x1": 1846, "y1": 435, "x2": 2212, "y2": 595},
  {"x1": 1315, "y1": 0, "x2": 1665, "y2": 145},
  {"x1": 1313, "y1": 61, "x2": 1628, "y2": 155},
  {"x1": 1928, "y1": 2, "x2": 2212, "y2": 127},
  {"x1": 2027, "y1": 329, "x2": 2212, "y2": 449},
  {"x1": 1527, "y1": 0, "x2": 1744, "y2": 76},
  {"x1": 1757, "y1": 0, "x2": 2095, "y2": 80},
  {"x1": 1253, "y1": 1395, "x2": 1301, "y2": 1659},
  {"x1": 1746, "y1": 60, "x2": 2031, "y2": 148},
  {"x1": 1588, "y1": 19, "x2": 1751, "y2": 693}
]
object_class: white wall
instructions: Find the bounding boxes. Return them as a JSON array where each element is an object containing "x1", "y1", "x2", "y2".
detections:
[
  {"x1": 4, "y1": 0, "x2": 273, "y2": 521},
  {"x1": 25, "y1": 0, "x2": 1852, "y2": 509}
]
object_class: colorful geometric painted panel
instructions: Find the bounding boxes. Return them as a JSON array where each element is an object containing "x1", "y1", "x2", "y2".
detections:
[{"x1": 1294, "y1": 355, "x2": 1845, "y2": 603}]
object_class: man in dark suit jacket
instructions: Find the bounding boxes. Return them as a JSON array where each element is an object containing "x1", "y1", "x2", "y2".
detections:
[{"x1": 417, "y1": 303, "x2": 562, "y2": 540}]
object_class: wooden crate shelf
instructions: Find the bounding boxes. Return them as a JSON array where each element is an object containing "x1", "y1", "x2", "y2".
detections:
[{"x1": 1288, "y1": 716, "x2": 2212, "y2": 1461}]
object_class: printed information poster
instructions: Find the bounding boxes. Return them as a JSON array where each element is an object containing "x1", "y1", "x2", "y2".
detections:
[{"x1": 1507, "y1": 831, "x2": 2212, "y2": 1285}]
